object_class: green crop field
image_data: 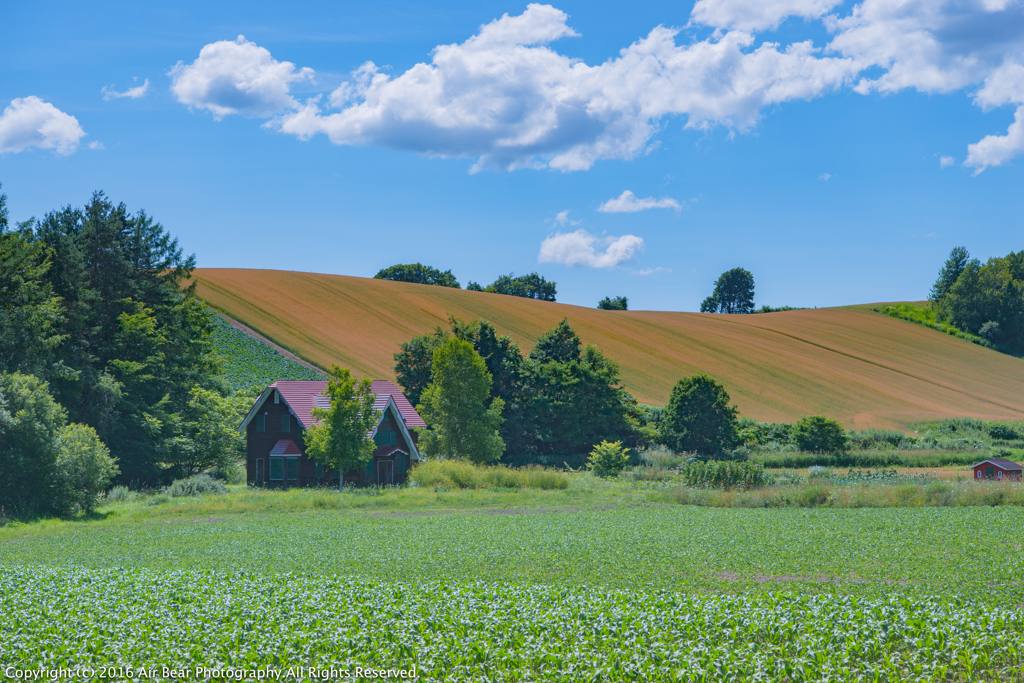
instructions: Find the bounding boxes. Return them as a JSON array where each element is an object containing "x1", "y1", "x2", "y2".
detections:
[
  {"x1": 3, "y1": 493, "x2": 1024, "y2": 681},
  {"x1": 3, "y1": 568, "x2": 1022, "y2": 682},
  {"x1": 210, "y1": 314, "x2": 323, "y2": 392}
]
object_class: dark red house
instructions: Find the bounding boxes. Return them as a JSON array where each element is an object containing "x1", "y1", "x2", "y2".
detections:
[
  {"x1": 971, "y1": 458, "x2": 1023, "y2": 482},
  {"x1": 239, "y1": 380, "x2": 425, "y2": 487}
]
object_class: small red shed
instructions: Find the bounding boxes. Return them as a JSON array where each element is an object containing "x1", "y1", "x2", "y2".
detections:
[{"x1": 971, "y1": 458, "x2": 1023, "y2": 482}]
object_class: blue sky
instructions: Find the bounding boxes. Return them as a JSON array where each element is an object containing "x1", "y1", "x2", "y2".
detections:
[{"x1": 2, "y1": 0, "x2": 1022, "y2": 311}]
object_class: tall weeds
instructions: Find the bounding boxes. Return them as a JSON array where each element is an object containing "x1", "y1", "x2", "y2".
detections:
[{"x1": 410, "y1": 460, "x2": 569, "y2": 490}]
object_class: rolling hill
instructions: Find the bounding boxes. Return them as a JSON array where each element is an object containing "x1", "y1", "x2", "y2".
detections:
[{"x1": 192, "y1": 268, "x2": 1024, "y2": 428}]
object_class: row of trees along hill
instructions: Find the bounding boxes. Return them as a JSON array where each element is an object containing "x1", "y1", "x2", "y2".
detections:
[
  {"x1": 930, "y1": 246, "x2": 1024, "y2": 354},
  {"x1": 395, "y1": 316, "x2": 751, "y2": 467},
  {"x1": 1, "y1": 185, "x2": 243, "y2": 516},
  {"x1": 375, "y1": 262, "x2": 557, "y2": 301}
]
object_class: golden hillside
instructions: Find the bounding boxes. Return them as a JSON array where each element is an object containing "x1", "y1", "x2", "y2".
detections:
[{"x1": 193, "y1": 268, "x2": 1024, "y2": 428}]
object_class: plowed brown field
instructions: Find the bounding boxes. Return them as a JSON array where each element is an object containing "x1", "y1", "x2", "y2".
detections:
[{"x1": 193, "y1": 268, "x2": 1024, "y2": 428}]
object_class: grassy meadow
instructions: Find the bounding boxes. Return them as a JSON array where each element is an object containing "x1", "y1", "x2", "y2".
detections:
[
  {"x1": 191, "y1": 268, "x2": 1024, "y2": 428},
  {"x1": 4, "y1": 473, "x2": 1024, "y2": 680}
]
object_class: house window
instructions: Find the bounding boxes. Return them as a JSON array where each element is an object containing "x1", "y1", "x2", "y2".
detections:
[
  {"x1": 391, "y1": 430, "x2": 397, "y2": 446},
  {"x1": 270, "y1": 457, "x2": 284, "y2": 481},
  {"x1": 256, "y1": 414, "x2": 265, "y2": 432},
  {"x1": 286, "y1": 457, "x2": 298, "y2": 480},
  {"x1": 985, "y1": 467, "x2": 995, "y2": 479},
  {"x1": 274, "y1": 391, "x2": 280, "y2": 404},
  {"x1": 315, "y1": 463, "x2": 323, "y2": 479},
  {"x1": 281, "y1": 414, "x2": 290, "y2": 433}
]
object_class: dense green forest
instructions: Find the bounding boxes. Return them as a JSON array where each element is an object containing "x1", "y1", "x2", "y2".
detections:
[{"x1": 0, "y1": 186, "x2": 243, "y2": 514}]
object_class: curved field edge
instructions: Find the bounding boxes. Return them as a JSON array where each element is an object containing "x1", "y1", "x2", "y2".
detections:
[
  {"x1": 1, "y1": 567, "x2": 1021, "y2": 682},
  {"x1": 190, "y1": 268, "x2": 1024, "y2": 428}
]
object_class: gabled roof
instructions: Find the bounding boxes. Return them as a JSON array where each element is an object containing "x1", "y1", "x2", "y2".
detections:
[
  {"x1": 270, "y1": 440, "x2": 302, "y2": 455},
  {"x1": 972, "y1": 458, "x2": 1023, "y2": 471},
  {"x1": 374, "y1": 445, "x2": 410, "y2": 458},
  {"x1": 238, "y1": 379, "x2": 423, "y2": 461},
  {"x1": 239, "y1": 380, "x2": 424, "y2": 432}
]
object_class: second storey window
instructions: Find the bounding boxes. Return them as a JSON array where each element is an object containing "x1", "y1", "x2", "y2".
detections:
[
  {"x1": 281, "y1": 414, "x2": 290, "y2": 433},
  {"x1": 256, "y1": 414, "x2": 266, "y2": 432}
]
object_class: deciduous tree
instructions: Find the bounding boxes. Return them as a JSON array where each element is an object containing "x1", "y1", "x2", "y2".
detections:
[
  {"x1": 305, "y1": 365, "x2": 380, "y2": 490},
  {"x1": 597, "y1": 296, "x2": 628, "y2": 310},
  {"x1": 374, "y1": 263, "x2": 460, "y2": 288},
  {"x1": 417, "y1": 338, "x2": 505, "y2": 464},
  {"x1": 661, "y1": 374, "x2": 739, "y2": 458},
  {"x1": 700, "y1": 268, "x2": 755, "y2": 314}
]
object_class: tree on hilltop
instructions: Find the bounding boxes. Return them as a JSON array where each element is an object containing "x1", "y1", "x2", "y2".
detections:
[
  {"x1": 701, "y1": 268, "x2": 755, "y2": 314},
  {"x1": 375, "y1": 263, "x2": 460, "y2": 288},
  {"x1": 598, "y1": 296, "x2": 628, "y2": 310}
]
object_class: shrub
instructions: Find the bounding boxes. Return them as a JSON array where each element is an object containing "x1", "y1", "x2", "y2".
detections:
[
  {"x1": 848, "y1": 429, "x2": 918, "y2": 450},
  {"x1": 588, "y1": 441, "x2": 630, "y2": 478},
  {"x1": 924, "y1": 481, "x2": 955, "y2": 506},
  {"x1": 55, "y1": 423, "x2": 119, "y2": 515},
  {"x1": 164, "y1": 474, "x2": 227, "y2": 497},
  {"x1": 738, "y1": 420, "x2": 793, "y2": 448},
  {"x1": 988, "y1": 424, "x2": 1022, "y2": 441},
  {"x1": 519, "y1": 466, "x2": 569, "y2": 490},
  {"x1": 794, "y1": 484, "x2": 831, "y2": 507},
  {"x1": 106, "y1": 486, "x2": 133, "y2": 504},
  {"x1": 755, "y1": 450, "x2": 980, "y2": 469},
  {"x1": 210, "y1": 462, "x2": 246, "y2": 485},
  {"x1": 680, "y1": 460, "x2": 766, "y2": 490},
  {"x1": 638, "y1": 447, "x2": 686, "y2": 471},
  {"x1": 793, "y1": 416, "x2": 849, "y2": 452}
]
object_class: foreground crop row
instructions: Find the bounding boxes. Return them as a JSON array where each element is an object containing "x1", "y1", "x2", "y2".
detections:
[{"x1": 2, "y1": 567, "x2": 1022, "y2": 682}]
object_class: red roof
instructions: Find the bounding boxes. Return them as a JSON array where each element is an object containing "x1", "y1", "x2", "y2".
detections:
[
  {"x1": 972, "y1": 458, "x2": 1023, "y2": 471},
  {"x1": 269, "y1": 380, "x2": 425, "y2": 430},
  {"x1": 270, "y1": 439, "x2": 302, "y2": 455}
]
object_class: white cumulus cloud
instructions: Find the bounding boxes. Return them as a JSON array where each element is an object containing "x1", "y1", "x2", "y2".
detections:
[
  {"x1": 0, "y1": 96, "x2": 86, "y2": 155},
  {"x1": 538, "y1": 229, "x2": 644, "y2": 268},
  {"x1": 940, "y1": 155, "x2": 955, "y2": 167},
  {"x1": 271, "y1": 3, "x2": 856, "y2": 171},
  {"x1": 169, "y1": 35, "x2": 314, "y2": 119},
  {"x1": 173, "y1": 1, "x2": 1024, "y2": 171},
  {"x1": 102, "y1": 79, "x2": 150, "y2": 100},
  {"x1": 819, "y1": 0, "x2": 1024, "y2": 171},
  {"x1": 691, "y1": 0, "x2": 843, "y2": 32},
  {"x1": 598, "y1": 190, "x2": 681, "y2": 213}
]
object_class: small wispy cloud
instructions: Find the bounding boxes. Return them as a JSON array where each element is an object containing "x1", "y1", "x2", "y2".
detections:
[
  {"x1": 88, "y1": 141, "x2": 105, "y2": 150},
  {"x1": 631, "y1": 266, "x2": 672, "y2": 276},
  {"x1": 102, "y1": 78, "x2": 150, "y2": 100},
  {"x1": 553, "y1": 210, "x2": 581, "y2": 227},
  {"x1": 940, "y1": 156, "x2": 955, "y2": 168},
  {"x1": 818, "y1": 172, "x2": 831, "y2": 182},
  {"x1": 539, "y1": 229, "x2": 644, "y2": 268},
  {"x1": 598, "y1": 190, "x2": 681, "y2": 213}
]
